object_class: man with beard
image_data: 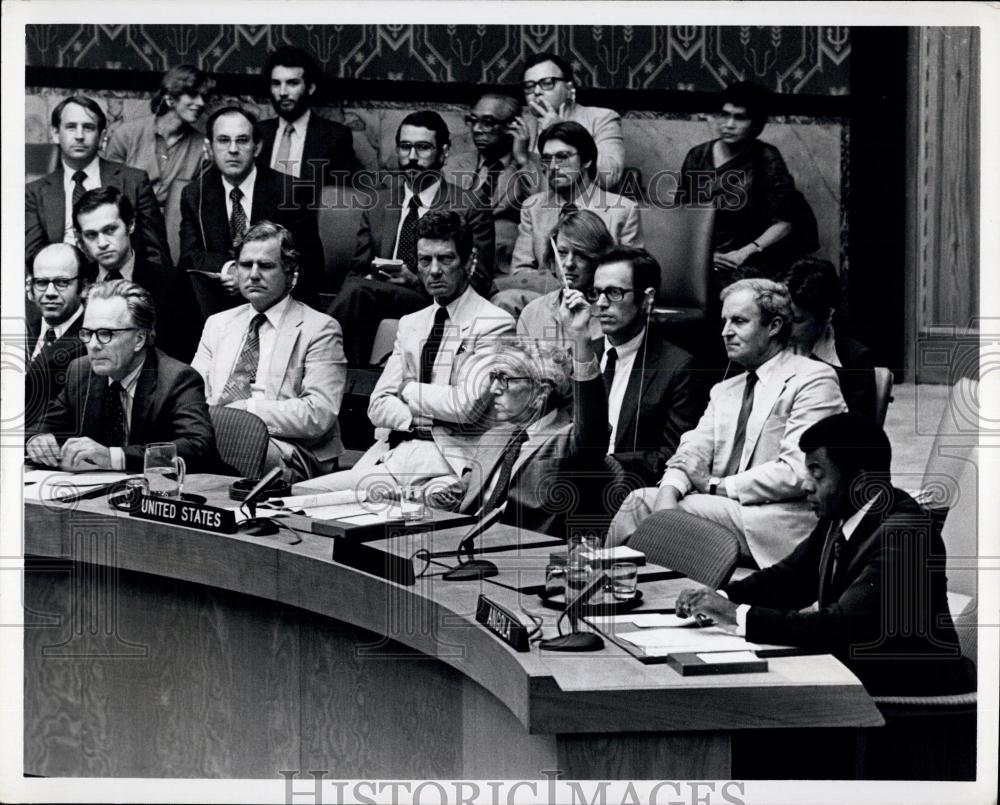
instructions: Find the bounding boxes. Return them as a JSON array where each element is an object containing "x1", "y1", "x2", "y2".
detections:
[
  {"x1": 328, "y1": 111, "x2": 495, "y2": 365},
  {"x1": 256, "y1": 45, "x2": 358, "y2": 194}
]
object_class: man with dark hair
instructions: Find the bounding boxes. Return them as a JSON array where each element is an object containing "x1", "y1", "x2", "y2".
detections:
[
  {"x1": 26, "y1": 94, "x2": 170, "y2": 272},
  {"x1": 514, "y1": 53, "x2": 625, "y2": 190},
  {"x1": 328, "y1": 110, "x2": 496, "y2": 365},
  {"x1": 26, "y1": 279, "x2": 217, "y2": 473},
  {"x1": 74, "y1": 186, "x2": 198, "y2": 361},
  {"x1": 588, "y1": 246, "x2": 703, "y2": 486},
  {"x1": 676, "y1": 412, "x2": 975, "y2": 697},
  {"x1": 24, "y1": 243, "x2": 94, "y2": 429},
  {"x1": 178, "y1": 105, "x2": 324, "y2": 305},
  {"x1": 609, "y1": 278, "x2": 846, "y2": 568},
  {"x1": 257, "y1": 45, "x2": 358, "y2": 189},
  {"x1": 192, "y1": 222, "x2": 346, "y2": 482}
]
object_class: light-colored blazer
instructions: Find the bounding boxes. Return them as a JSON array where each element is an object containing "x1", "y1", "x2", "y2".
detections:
[
  {"x1": 660, "y1": 350, "x2": 847, "y2": 567},
  {"x1": 192, "y1": 298, "x2": 347, "y2": 462},
  {"x1": 367, "y1": 286, "x2": 515, "y2": 433},
  {"x1": 523, "y1": 102, "x2": 626, "y2": 190}
]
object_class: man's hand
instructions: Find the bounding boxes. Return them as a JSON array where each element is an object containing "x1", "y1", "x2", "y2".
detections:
[
  {"x1": 26, "y1": 433, "x2": 62, "y2": 467},
  {"x1": 217, "y1": 261, "x2": 241, "y2": 295},
  {"x1": 666, "y1": 453, "x2": 711, "y2": 493},
  {"x1": 558, "y1": 288, "x2": 592, "y2": 337},
  {"x1": 527, "y1": 98, "x2": 567, "y2": 132},
  {"x1": 675, "y1": 587, "x2": 738, "y2": 626},
  {"x1": 59, "y1": 437, "x2": 112, "y2": 471},
  {"x1": 652, "y1": 484, "x2": 682, "y2": 511},
  {"x1": 508, "y1": 116, "x2": 532, "y2": 167},
  {"x1": 389, "y1": 263, "x2": 420, "y2": 288}
]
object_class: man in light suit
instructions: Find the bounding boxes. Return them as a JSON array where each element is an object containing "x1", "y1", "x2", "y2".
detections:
[
  {"x1": 308, "y1": 210, "x2": 514, "y2": 493},
  {"x1": 25, "y1": 94, "x2": 170, "y2": 272},
  {"x1": 328, "y1": 110, "x2": 496, "y2": 365},
  {"x1": 192, "y1": 222, "x2": 346, "y2": 482},
  {"x1": 608, "y1": 278, "x2": 847, "y2": 568}
]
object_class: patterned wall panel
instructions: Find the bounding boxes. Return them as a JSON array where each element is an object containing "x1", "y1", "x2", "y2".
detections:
[{"x1": 26, "y1": 24, "x2": 850, "y2": 94}]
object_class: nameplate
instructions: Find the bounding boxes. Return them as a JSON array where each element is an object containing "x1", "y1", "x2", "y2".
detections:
[
  {"x1": 475, "y1": 595, "x2": 530, "y2": 652},
  {"x1": 131, "y1": 494, "x2": 236, "y2": 534}
]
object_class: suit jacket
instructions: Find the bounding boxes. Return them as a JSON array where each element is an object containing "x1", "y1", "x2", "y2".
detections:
[
  {"x1": 367, "y1": 286, "x2": 514, "y2": 440},
  {"x1": 25, "y1": 158, "x2": 171, "y2": 271},
  {"x1": 595, "y1": 333, "x2": 704, "y2": 487},
  {"x1": 350, "y1": 177, "x2": 496, "y2": 296},
  {"x1": 24, "y1": 311, "x2": 86, "y2": 431},
  {"x1": 523, "y1": 102, "x2": 626, "y2": 190},
  {"x1": 257, "y1": 112, "x2": 359, "y2": 190},
  {"x1": 192, "y1": 298, "x2": 347, "y2": 463},
  {"x1": 726, "y1": 488, "x2": 976, "y2": 696},
  {"x1": 178, "y1": 165, "x2": 324, "y2": 302},
  {"x1": 32, "y1": 348, "x2": 217, "y2": 473},
  {"x1": 660, "y1": 350, "x2": 847, "y2": 567}
]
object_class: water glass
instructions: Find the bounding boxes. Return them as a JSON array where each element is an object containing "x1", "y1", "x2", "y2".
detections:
[
  {"x1": 398, "y1": 485, "x2": 425, "y2": 522},
  {"x1": 144, "y1": 442, "x2": 186, "y2": 498},
  {"x1": 610, "y1": 562, "x2": 638, "y2": 601}
]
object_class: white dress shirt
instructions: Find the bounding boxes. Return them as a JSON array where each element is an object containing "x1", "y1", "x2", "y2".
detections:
[
  {"x1": 602, "y1": 327, "x2": 645, "y2": 453},
  {"x1": 97, "y1": 250, "x2": 135, "y2": 283},
  {"x1": 269, "y1": 109, "x2": 310, "y2": 178},
  {"x1": 31, "y1": 305, "x2": 84, "y2": 361},
  {"x1": 108, "y1": 358, "x2": 147, "y2": 471},
  {"x1": 62, "y1": 158, "x2": 101, "y2": 242},
  {"x1": 232, "y1": 293, "x2": 294, "y2": 415},
  {"x1": 392, "y1": 179, "x2": 441, "y2": 260}
]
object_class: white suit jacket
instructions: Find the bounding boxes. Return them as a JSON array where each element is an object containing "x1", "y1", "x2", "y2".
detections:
[
  {"x1": 660, "y1": 350, "x2": 847, "y2": 567},
  {"x1": 192, "y1": 297, "x2": 347, "y2": 462}
]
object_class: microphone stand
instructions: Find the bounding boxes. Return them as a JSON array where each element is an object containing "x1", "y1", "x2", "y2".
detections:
[
  {"x1": 539, "y1": 570, "x2": 606, "y2": 652},
  {"x1": 442, "y1": 506, "x2": 505, "y2": 581}
]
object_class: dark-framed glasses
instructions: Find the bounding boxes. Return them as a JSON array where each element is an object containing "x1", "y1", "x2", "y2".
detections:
[
  {"x1": 464, "y1": 114, "x2": 510, "y2": 131},
  {"x1": 31, "y1": 276, "x2": 78, "y2": 293},
  {"x1": 584, "y1": 286, "x2": 635, "y2": 303},
  {"x1": 396, "y1": 141, "x2": 437, "y2": 156},
  {"x1": 522, "y1": 77, "x2": 566, "y2": 93},
  {"x1": 540, "y1": 150, "x2": 579, "y2": 167},
  {"x1": 488, "y1": 370, "x2": 533, "y2": 390},
  {"x1": 78, "y1": 327, "x2": 140, "y2": 345}
]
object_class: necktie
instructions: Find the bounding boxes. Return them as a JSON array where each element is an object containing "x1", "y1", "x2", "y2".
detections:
[
  {"x1": 420, "y1": 306, "x2": 449, "y2": 384},
  {"x1": 218, "y1": 313, "x2": 267, "y2": 404},
  {"x1": 229, "y1": 186, "x2": 248, "y2": 247},
  {"x1": 830, "y1": 523, "x2": 848, "y2": 581},
  {"x1": 561, "y1": 201, "x2": 579, "y2": 216},
  {"x1": 602, "y1": 347, "x2": 618, "y2": 394},
  {"x1": 396, "y1": 195, "x2": 421, "y2": 270},
  {"x1": 71, "y1": 170, "x2": 87, "y2": 207},
  {"x1": 477, "y1": 159, "x2": 504, "y2": 205},
  {"x1": 43, "y1": 327, "x2": 56, "y2": 349},
  {"x1": 102, "y1": 381, "x2": 128, "y2": 449},
  {"x1": 482, "y1": 429, "x2": 530, "y2": 513},
  {"x1": 104, "y1": 268, "x2": 123, "y2": 282},
  {"x1": 275, "y1": 123, "x2": 294, "y2": 175},
  {"x1": 820, "y1": 522, "x2": 848, "y2": 605},
  {"x1": 722, "y1": 371, "x2": 758, "y2": 477}
]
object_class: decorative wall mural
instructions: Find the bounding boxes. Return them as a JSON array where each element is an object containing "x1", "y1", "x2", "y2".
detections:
[{"x1": 26, "y1": 24, "x2": 850, "y2": 95}]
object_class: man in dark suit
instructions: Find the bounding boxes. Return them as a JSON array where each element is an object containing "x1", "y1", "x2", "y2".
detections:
[
  {"x1": 26, "y1": 280, "x2": 217, "y2": 474},
  {"x1": 328, "y1": 110, "x2": 495, "y2": 365},
  {"x1": 74, "y1": 186, "x2": 199, "y2": 362},
  {"x1": 675, "y1": 413, "x2": 975, "y2": 696},
  {"x1": 24, "y1": 244, "x2": 94, "y2": 430},
  {"x1": 257, "y1": 45, "x2": 357, "y2": 196},
  {"x1": 178, "y1": 105, "x2": 324, "y2": 306},
  {"x1": 25, "y1": 95, "x2": 170, "y2": 272}
]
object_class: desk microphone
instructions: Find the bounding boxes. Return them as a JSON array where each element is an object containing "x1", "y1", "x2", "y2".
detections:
[
  {"x1": 442, "y1": 506, "x2": 506, "y2": 581},
  {"x1": 238, "y1": 466, "x2": 285, "y2": 536},
  {"x1": 539, "y1": 569, "x2": 607, "y2": 652}
]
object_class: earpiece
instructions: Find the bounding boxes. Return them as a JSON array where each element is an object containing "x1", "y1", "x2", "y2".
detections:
[{"x1": 643, "y1": 287, "x2": 655, "y2": 314}]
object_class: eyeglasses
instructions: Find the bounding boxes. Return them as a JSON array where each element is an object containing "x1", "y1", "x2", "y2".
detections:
[
  {"x1": 522, "y1": 77, "x2": 567, "y2": 93},
  {"x1": 397, "y1": 141, "x2": 437, "y2": 156},
  {"x1": 31, "y1": 277, "x2": 78, "y2": 293},
  {"x1": 488, "y1": 371, "x2": 533, "y2": 390},
  {"x1": 584, "y1": 286, "x2": 635, "y2": 303},
  {"x1": 540, "y1": 150, "x2": 579, "y2": 167},
  {"x1": 214, "y1": 135, "x2": 255, "y2": 149},
  {"x1": 464, "y1": 114, "x2": 511, "y2": 131},
  {"x1": 78, "y1": 327, "x2": 140, "y2": 345}
]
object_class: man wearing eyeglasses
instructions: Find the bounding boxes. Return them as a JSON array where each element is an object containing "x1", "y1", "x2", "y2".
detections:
[
  {"x1": 26, "y1": 280, "x2": 217, "y2": 473},
  {"x1": 328, "y1": 111, "x2": 495, "y2": 365},
  {"x1": 512, "y1": 53, "x2": 625, "y2": 191},
  {"x1": 24, "y1": 243, "x2": 94, "y2": 430},
  {"x1": 179, "y1": 106, "x2": 324, "y2": 307}
]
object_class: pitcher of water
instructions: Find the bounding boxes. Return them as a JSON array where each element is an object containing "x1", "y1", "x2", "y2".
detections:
[{"x1": 143, "y1": 442, "x2": 186, "y2": 498}]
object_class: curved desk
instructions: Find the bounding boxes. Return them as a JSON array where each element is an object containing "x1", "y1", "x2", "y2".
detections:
[{"x1": 24, "y1": 474, "x2": 883, "y2": 778}]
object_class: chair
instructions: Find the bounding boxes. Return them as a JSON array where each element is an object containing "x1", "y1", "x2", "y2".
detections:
[
  {"x1": 25, "y1": 143, "x2": 59, "y2": 183},
  {"x1": 209, "y1": 405, "x2": 270, "y2": 479},
  {"x1": 187, "y1": 270, "x2": 241, "y2": 322},
  {"x1": 627, "y1": 509, "x2": 739, "y2": 589},
  {"x1": 872, "y1": 366, "x2": 893, "y2": 426},
  {"x1": 317, "y1": 185, "x2": 366, "y2": 293},
  {"x1": 639, "y1": 204, "x2": 715, "y2": 325},
  {"x1": 370, "y1": 319, "x2": 400, "y2": 367}
]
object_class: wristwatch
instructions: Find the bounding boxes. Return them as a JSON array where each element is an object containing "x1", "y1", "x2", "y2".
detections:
[{"x1": 709, "y1": 477, "x2": 722, "y2": 496}]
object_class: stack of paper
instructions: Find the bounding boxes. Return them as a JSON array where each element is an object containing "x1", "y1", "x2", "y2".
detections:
[
  {"x1": 618, "y1": 625, "x2": 762, "y2": 656},
  {"x1": 23, "y1": 470, "x2": 134, "y2": 503}
]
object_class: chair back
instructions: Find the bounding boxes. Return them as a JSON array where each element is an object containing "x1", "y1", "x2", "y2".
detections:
[
  {"x1": 209, "y1": 405, "x2": 270, "y2": 478},
  {"x1": 370, "y1": 318, "x2": 400, "y2": 366},
  {"x1": 639, "y1": 204, "x2": 715, "y2": 314},
  {"x1": 317, "y1": 185, "x2": 367, "y2": 293},
  {"x1": 628, "y1": 509, "x2": 739, "y2": 588},
  {"x1": 26, "y1": 143, "x2": 59, "y2": 183},
  {"x1": 873, "y1": 366, "x2": 893, "y2": 426}
]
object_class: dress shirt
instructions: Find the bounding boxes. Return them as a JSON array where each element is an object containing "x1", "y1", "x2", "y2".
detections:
[
  {"x1": 107, "y1": 358, "x2": 146, "y2": 471},
  {"x1": 808, "y1": 323, "x2": 842, "y2": 368},
  {"x1": 392, "y1": 179, "x2": 441, "y2": 260},
  {"x1": 602, "y1": 328, "x2": 645, "y2": 453},
  {"x1": 223, "y1": 168, "x2": 257, "y2": 224},
  {"x1": 62, "y1": 158, "x2": 101, "y2": 242},
  {"x1": 97, "y1": 250, "x2": 135, "y2": 283},
  {"x1": 31, "y1": 305, "x2": 83, "y2": 361},
  {"x1": 234, "y1": 293, "x2": 294, "y2": 416},
  {"x1": 268, "y1": 109, "x2": 311, "y2": 178}
]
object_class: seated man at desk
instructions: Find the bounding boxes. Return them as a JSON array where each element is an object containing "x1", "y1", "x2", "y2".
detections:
[
  {"x1": 26, "y1": 279, "x2": 217, "y2": 473},
  {"x1": 676, "y1": 413, "x2": 976, "y2": 697},
  {"x1": 192, "y1": 221, "x2": 346, "y2": 482}
]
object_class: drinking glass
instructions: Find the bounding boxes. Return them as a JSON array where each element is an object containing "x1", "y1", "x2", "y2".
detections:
[
  {"x1": 143, "y1": 443, "x2": 185, "y2": 498},
  {"x1": 610, "y1": 562, "x2": 639, "y2": 601}
]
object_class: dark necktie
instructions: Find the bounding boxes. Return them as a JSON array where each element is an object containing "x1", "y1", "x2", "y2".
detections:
[
  {"x1": 229, "y1": 186, "x2": 248, "y2": 247},
  {"x1": 102, "y1": 381, "x2": 128, "y2": 449},
  {"x1": 482, "y1": 429, "x2": 530, "y2": 513},
  {"x1": 104, "y1": 268, "x2": 123, "y2": 282},
  {"x1": 71, "y1": 170, "x2": 87, "y2": 207},
  {"x1": 420, "y1": 306, "x2": 449, "y2": 384},
  {"x1": 43, "y1": 327, "x2": 56, "y2": 349},
  {"x1": 722, "y1": 371, "x2": 758, "y2": 477},
  {"x1": 561, "y1": 201, "x2": 579, "y2": 216},
  {"x1": 478, "y1": 159, "x2": 504, "y2": 205},
  {"x1": 602, "y1": 347, "x2": 618, "y2": 394},
  {"x1": 830, "y1": 523, "x2": 848, "y2": 581},
  {"x1": 396, "y1": 195, "x2": 421, "y2": 270},
  {"x1": 820, "y1": 522, "x2": 848, "y2": 605},
  {"x1": 218, "y1": 313, "x2": 266, "y2": 404}
]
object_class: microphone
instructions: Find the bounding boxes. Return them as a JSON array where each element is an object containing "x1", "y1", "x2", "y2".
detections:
[
  {"x1": 237, "y1": 466, "x2": 285, "y2": 536},
  {"x1": 441, "y1": 505, "x2": 506, "y2": 581},
  {"x1": 539, "y1": 569, "x2": 607, "y2": 652}
]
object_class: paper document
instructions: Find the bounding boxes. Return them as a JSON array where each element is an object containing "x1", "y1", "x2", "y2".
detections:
[
  {"x1": 588, "y1": 613, "x2": 688, "y2": 628},
  {"x1": 696, "y1": 651, "x2": 759, "y2": 663},
  {"x1": 268, "y1": 490, "x2": 368, "y2": 509},
  {"x1": 24, "y1": 470, "x2": 135, "y2": 502},
  {"x1": 620, "y1": 626, "x2": 760, "y2": 654}
]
